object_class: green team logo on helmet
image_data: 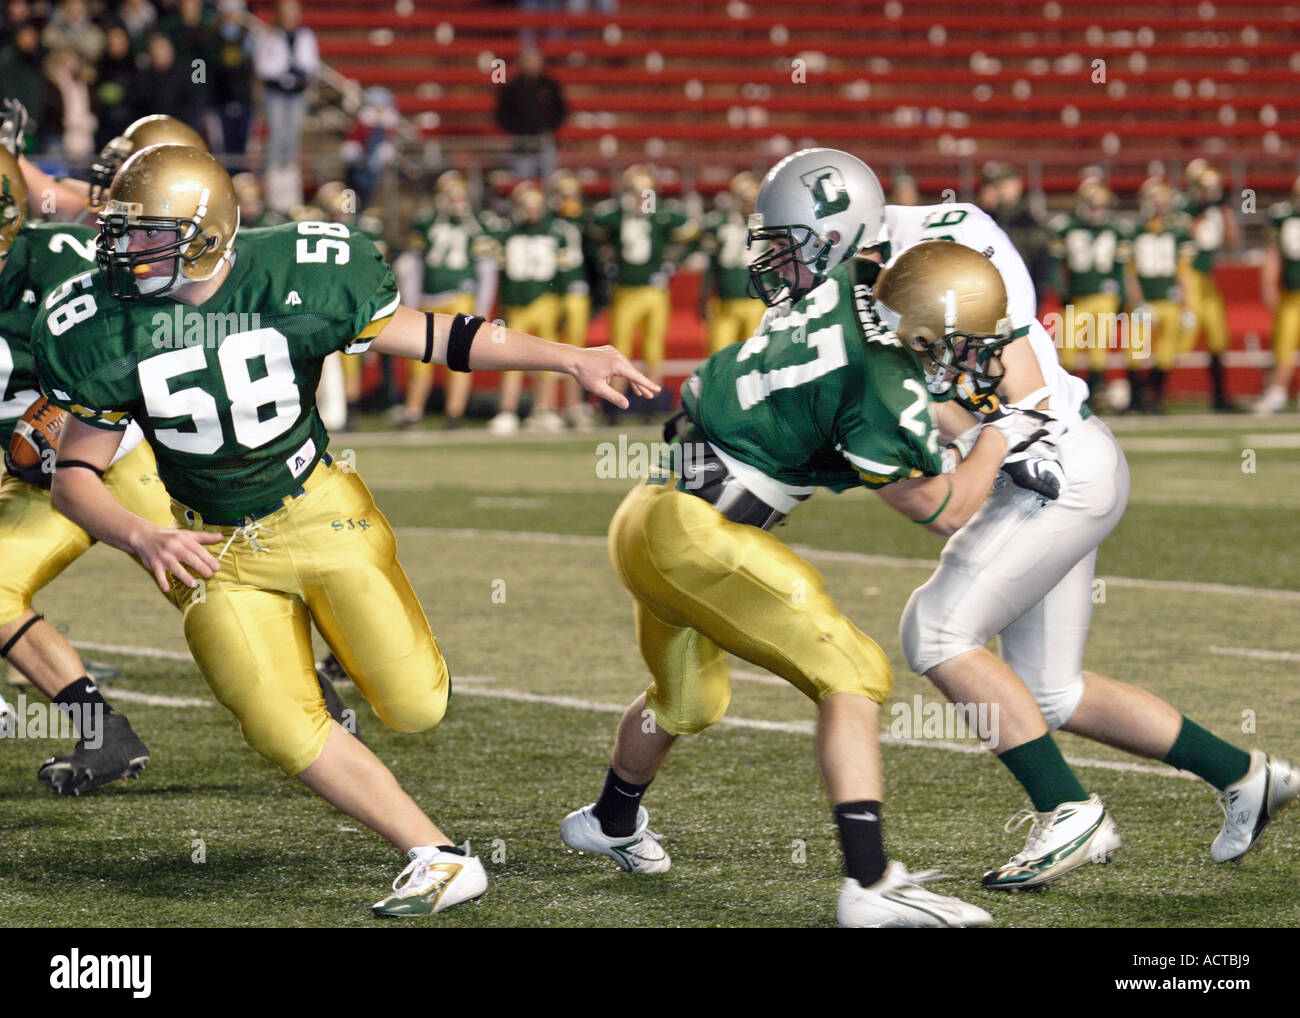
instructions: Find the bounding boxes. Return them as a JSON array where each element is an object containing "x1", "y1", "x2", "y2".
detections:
[{"x1": 799, "y1": 167, "x2": 851, "y2": 217}]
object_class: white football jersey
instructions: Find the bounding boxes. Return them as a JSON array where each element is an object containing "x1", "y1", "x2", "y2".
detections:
[{"x1": 883, "y1": 203, "x2": 1088, "y2": 417}]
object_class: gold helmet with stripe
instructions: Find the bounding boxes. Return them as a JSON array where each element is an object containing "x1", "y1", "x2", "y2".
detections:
[
  {"x1": 97, "y1": 144, "x2": 239, "y2": 300},
  {"x1": 0, "y1": 145, "x2": 28, "y2": 264},
  {"x1": 874, "y1": 240, "x2": 1012, "y2": 396},
  {"x1": 89, "y1": 114, "x2": 208, "y2": 207}
]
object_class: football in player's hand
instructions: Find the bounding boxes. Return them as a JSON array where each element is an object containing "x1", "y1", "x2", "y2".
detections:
[{"x1": 5, "y1": 396, "x2": 67, "y2": 489}]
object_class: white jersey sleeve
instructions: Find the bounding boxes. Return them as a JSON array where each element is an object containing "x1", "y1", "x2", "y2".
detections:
[{"x1": 883, "y1": 203, "x2": 1088, "y2": 418}]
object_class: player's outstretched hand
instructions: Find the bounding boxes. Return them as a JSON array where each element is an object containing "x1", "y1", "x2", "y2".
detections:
[
  {"x1": 569, "y1": 345, "x2": 660, "y2": 409},
  {"x1": 131, "y1": 527, "x2": 225, "y2": 593}
]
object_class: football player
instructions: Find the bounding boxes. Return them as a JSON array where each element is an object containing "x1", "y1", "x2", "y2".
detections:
[
  {"x1": 755, "y1": 148, "x2": 1297, "y2": 890},
  {"x1": 0, "y1": 146, "x2": 170, "y2": 793},
  {"x1": 400, "y1": 171, "x2": 498, "y2": 429},
  {"x1": 560, "y1": 171, "x2": 1067, "y2": 924},
  {"x1": 33, "y1": 144, "x2": 655, "y2": 916},
  {"x1": 1046, "y1": 179, "x2": 1130, "y2": 402},
  {"x1": 697, "y1": 171, "x2": 766, "y2": 354},
  {"x1": 589, "y1": 165, "x2": 699, "y2": 413},
  {"x1": 1178, "y1": 161, "x2": 1240, "y2": 411},
  {"x1": 1125, "y1": 178, "x2": 1195, "y2": 414},
  {"x1": 547, "y1": 168, "x2": 597, "y2": 430},
  {"x1": 487, "y1": 180, "x2": 584, "y2": 435},
  {"x1": 1254, "y1": 175, "x2": 1300, "y2": 415}
]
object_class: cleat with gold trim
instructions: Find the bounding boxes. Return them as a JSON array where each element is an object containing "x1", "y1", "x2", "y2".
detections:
[{"x1": 371, "y1": 847, "x2": 487, "y2": 917}]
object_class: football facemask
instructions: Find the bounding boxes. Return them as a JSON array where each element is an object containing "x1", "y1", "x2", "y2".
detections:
[{"x1": 97, "y1": 202, "x2": 218, "y2": 300}]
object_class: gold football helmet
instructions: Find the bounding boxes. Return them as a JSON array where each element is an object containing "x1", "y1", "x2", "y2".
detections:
[
  {"x1": 874, "y1": 240, "x2": 1012, "y2": 396},
  {"x1": 1139, "y1": 177, "x2": 1173, "y2": 222},
  {"x1": 0, "y1": 145, "x2": 28, "y2": 264},
  {"x1": 729, "y1": 171, "x2": 759, "y2": 218},
  {"x1": 511, "y1": 180, "x2": 546, "y2": 224},
  {"x1": 1076, "y1": 179, "x2": 1115, "y2": 224},
  {"x1": 435, "y1": 170, "x2": 471, "y2": 217},
  {"x1": 621, "y1": 164, "x2": 656, "y2": 211},
  {"x1": 89, "y1": 114, "x2": 208, "y2": 208},
  {"x1": 548, "y1": 168, "x2": 583, "y2": 218},
  {"x1": 97, "y1": 144, "x2": 239, "y2": 300}
]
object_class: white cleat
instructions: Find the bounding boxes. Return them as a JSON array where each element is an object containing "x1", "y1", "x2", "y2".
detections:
[
  {"x1": 1251, "y1": 385, "x2": 1288, "y2": 416},
  {"x1": 371, "y1": 847, "x2": 488, "y2": 917},
  {"x1": 981, "y1": 793, "x2": 1121, "y2": 891},
  {"x1": 524, "y1": 409, "x2": 567, "y2": 434},
  {"x1": 561, "y1": 804, "x2": 670, "y2": 873},
  {"x1": 837, "y1": 861, "x2": 992, "y2": 928},
  {"x1": 0, "y1": 692, "x2": 14, "y2": 738},
  {"x1": 1211, "y1": 749, "x2": 1300, "y2": 862},
  {"x1": 487, "y1": 410, "x2": 520, "y2": 435}
]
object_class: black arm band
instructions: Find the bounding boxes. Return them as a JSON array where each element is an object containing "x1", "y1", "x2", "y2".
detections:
[
  {"x1": 446, "y1": 313, "x2": 485, "y2": 373},
  {"x1": 422, "y1": 311, "x2": 435, "y2": 364},
  {"x1": 55, "y1": 459, "x2": 106, "y2": 477}
]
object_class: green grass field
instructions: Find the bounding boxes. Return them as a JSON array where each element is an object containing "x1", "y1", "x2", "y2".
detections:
[{"x1": 2, "y1": 411, "x2": 1299, "y2": 927}]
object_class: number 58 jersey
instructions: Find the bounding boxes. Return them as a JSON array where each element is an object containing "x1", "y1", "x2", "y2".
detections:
[{"x1": 32, "y1": 223, "x2": 399, "y2": 519}]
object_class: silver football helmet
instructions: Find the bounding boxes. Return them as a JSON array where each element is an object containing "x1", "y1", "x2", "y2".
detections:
[{"x1": 747, "y1": 147, "x2": 887, "y2": 306}]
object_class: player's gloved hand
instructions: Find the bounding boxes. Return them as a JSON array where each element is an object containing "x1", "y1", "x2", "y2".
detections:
[
  {"x1": 0, "y1": 98, "x2": 29, "y2": 155},
  {"x1": 1001, "y1": 437, "x2": 1064, "y2": 502}
]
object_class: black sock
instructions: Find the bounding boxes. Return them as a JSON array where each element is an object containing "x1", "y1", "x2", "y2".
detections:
[
  {"x1": 51, "y1": 676, "x2": 114, "y2": 737},
  {"x1": 591, "y1": 767, "x2": 650, "y2": 837},
  {"x1": 835, "y1": 800, "x2": 886, "y2": 888}
]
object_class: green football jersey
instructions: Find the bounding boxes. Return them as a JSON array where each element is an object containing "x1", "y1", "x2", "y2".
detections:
[
  {"x1": 493, "y1": 215, "x2": 578, "y2": 308},
  {"x1": 0, "y1": 222, "x2": 98, "y2": 447},
  {"x1": 412, "y1": 210, "x2": 495, "y2": 298},
  {"x1": 1269, "y1": 201, "x2": 1300, "y2": 292},
  {"x1": 699, "y1": 209, "x2": 756, "y2": 300},
  {"x1": 681, "y1": 259, "x2": 942, "y2": 494},
  {"x1": 33, "y1": 222, "x2": 399, "y2": 518},
  {"x1": 589, "y1": 198, "x2": 697, "y2": 287},
  {"x1": 1047, "y1": 213, "x2": 1129, "y2": 300},
  {"x1": 1184, "y1": 197, "x2": 1230, "y2": 274},
  {"x1": 1131, "y1": 215, "x2": 1195, "y2": 302}
]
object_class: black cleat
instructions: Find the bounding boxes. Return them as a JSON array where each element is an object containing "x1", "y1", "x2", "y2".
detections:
[
  {"x1": 316, "y1": 654, "x2": 365, "y2": 744},
  {"x1": 38, "y1": 712, "x2": 150, "y2": 796}
]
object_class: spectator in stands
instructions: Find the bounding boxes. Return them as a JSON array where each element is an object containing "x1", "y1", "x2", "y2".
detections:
[
  {"x1": 129, "y1": 32, "x2": 200, "y2": 127},
  {"x1": 43, "y1": 45, "x2": 96, "y2": 162},
  {"x1": 494, "y1": 46, "x2": 566, "y2": 181},
  {"x1": 254, "y1": 0, "x2": 318, "y2": 211},
  {"x1": 341, "y1": 86, "x2": 399, "y2": 209},
  {"x1": 213, "y1": 0, "x2": 255, "y2": 162},
  {"x1": 0, "y1": 21, "x2": 48, "y2": 148},
  {"x1": 161, "y1": 0, "x2": 216, "y2": 81},
  {"x1": 3, "y1": 0, "x2": 32, "y2": 32},
  {"x1": 42, "y1": 0, "x2": 105, "y2": 66},
  {"x1": 889, "y1": 172, "x2": 920, "y2": 206},
  {"x1": 117, "y1": 0, "x2": 158, "y2": 53},
  {"x1": 93, "y1": 23, "x2": 138, "y2": 150}
]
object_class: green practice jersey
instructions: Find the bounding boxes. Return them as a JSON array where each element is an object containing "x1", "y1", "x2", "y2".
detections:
[
  {"x1": 589, "y1": 198, "x2": 697, "y2": 287},
  {"x1": 493, "y1": 215, "x2": 578, "y2": 308},
  {"x1": 412, "y1": 210, "x2": 495, "y2": 298},
  {"x1": 33, "y1": 222, "x2": 399, "y2": 518},
  {"x1": 0, "y1": 222, "x2": 98, "y2": 447},
  {"x1": 682, "y1": 258, "x2": 943, "y2": 494},
  {"x1": 1184, "y1": 197, "x2": 1230, "y2": 274},
  {"x1": 1047, "y1": 213, "x2": 1129, "y2": 300},
  {"x1": 1131, "y1": 215, "x2": 1195, "y2": 302},
  {"x1": 1269, "y1": 201, "x2": 1300, "y2": 292},
  {"x1": 699, "y1": 209, "x2": 756, "y2": 300}
]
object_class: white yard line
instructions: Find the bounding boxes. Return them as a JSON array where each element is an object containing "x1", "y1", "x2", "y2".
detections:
[
  {"x1": 1209, "y1": 645, "x2": 1300, "y2": 663},
  {"x1": 59, "y1": 641, "x2": 1192, "y2": 780},
  {"x1": 392, "y1": 526, "x2": 1300, "y2": 602}
]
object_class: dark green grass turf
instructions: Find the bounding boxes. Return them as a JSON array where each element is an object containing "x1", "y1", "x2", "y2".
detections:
[{"x1": 1, "y1": 415, "x2": 1298, "y2": 926}]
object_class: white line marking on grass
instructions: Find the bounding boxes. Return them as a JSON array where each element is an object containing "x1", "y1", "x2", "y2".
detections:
[
  {"x1": 1209, "y1": 645, "x2": 1300, "y2": 663},
  {"x1": 393, "y1": 527, "x2": 1300, "y2": 601},
  {"x1": 72, "y1": 640, "x2": 193, "y2": 662},
  {"x1": 55, "y1": 641, "x2": 1194, "y2": 780}
]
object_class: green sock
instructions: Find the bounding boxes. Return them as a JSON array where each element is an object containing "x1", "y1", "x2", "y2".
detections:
[
  {"x1": 998, "y1": 733, "x2": 1089, "y2": 812},
  {"x1": 1163, "y1": 717, "x2": 1251, "y2": 790}
]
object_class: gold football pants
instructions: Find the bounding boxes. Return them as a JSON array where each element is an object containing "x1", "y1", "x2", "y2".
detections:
[
  {"x1": 707, "y1": 297, "x2": 766, "y2": 354},
  {"x1": 0, "y1": 441, "x2": 172, "y2": 626},
  {"x1": 408, "y1": 293, "x2": 476, "y2": 387},
  {"x1": 1062, "y1": 293, "x2": 1121, "y2": 372},
  {"x1": 560, "y1": 292, "x2": 591, "y2": 347},
  {"x1": 1130, "y1": 299, "x2": 1181, "y2": 371},
  {"x1": 608, "y1": 481, "x2": 893, "y2": 736},
  {"x1": 172, "y1": 459, "x2": 449, "y2": 775},
  {"x1": 609, "y1": 285, "x2": 670, "y2": 367},
  {"x1": 1272, "y1": 290, "x2": 1300, "y2": 368},
  {"x1": 1180, "y1": 270, "x2": 1229, "y2": 355}
]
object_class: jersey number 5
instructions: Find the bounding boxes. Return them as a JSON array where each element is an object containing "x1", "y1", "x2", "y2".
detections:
[{"x1": 138, "y1": 330, "x2": 301, "y2": 454}]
